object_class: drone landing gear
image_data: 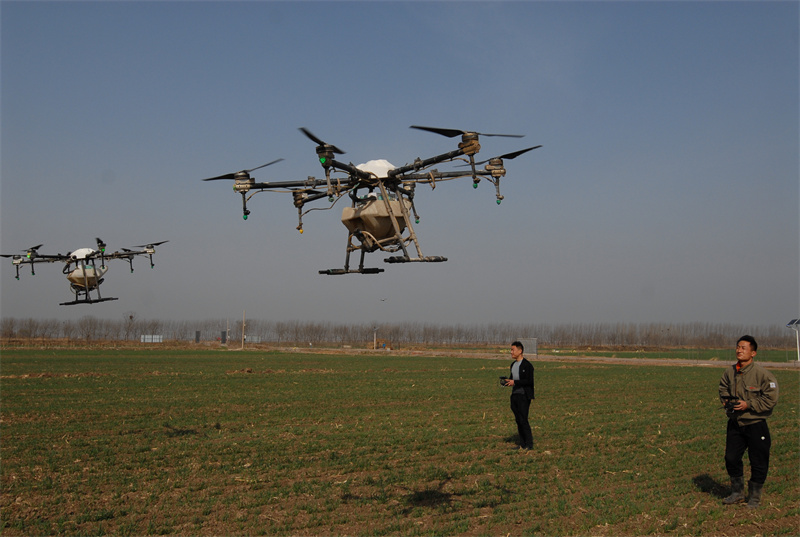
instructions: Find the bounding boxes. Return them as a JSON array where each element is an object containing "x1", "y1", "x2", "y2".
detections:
[
  {"x1": 60, "y1": 297, "x2": 119, "y2": 306},
  {"x1": 320, "y1": 255, "x2": 447, "y2": 274},
  {"x1": 319, "y1": 267, "x2": 384, "y2": 275},
  {"x1": 385, "y1": 255, "x2": 447, "y2": 264}
]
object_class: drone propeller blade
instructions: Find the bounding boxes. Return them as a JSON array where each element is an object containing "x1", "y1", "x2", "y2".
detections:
[
  {"x1": 246, "y1": 158, "x2": 284, "y2": 173},
  {"x1": 202, "y1": 172, "x2": 237, "y2": 181},
  {"x1": 475, "y1": 145, "x2": 542, "y2": 164},
  {"x1": 202, "y1": 159, "x2": 283, "y2": 181},
  {"x1": 134, "y1": 240, "x2": 169, "y2": 248},
  {"x1": 410, "y1": 125, "x2": 524, "y2": 138},
  {"x1": 498, "y1": 145, "x2": 542, "y2": 160},
  {"x1": 410, "y1": 125, "x2": 464, "y2": 138},
  {"x1": 20, "y1": 244, "x2": 44, "y2": 259},
  {"x1": 299, "y1": 128, "x2": 345, "y2": 154}
]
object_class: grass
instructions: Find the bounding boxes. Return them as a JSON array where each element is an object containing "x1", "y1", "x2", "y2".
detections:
[{"x1": 1, "y1": 348, "x2": 798, "y2": 535}]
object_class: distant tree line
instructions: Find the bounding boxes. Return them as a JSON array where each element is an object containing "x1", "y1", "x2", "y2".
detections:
[{"x1": 1, "y1": 315, "x2": 794, "y2": 349}]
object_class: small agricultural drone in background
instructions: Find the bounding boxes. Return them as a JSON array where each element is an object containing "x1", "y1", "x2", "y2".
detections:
[
  {"x1": 203, "y1": 126, "x2": 540, "y2": 274},
  {"x1": 1, "y1": 238, "x2": 167, "y2": 305}
]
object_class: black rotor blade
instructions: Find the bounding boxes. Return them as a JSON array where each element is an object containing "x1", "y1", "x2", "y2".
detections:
[
  {"x1": 202, "y1": 159, "x2": 283, "y2": 181},
  {"x1": 134, "y1": 240, "x2": 168, "y2": 248},
  {"x1": 410, "y1": 125, "x2": 465, "y2": 138},
  {"x1": 410, "y1": 125, "x2": 524, "y2": 138},
  {"x1": 246, "y1": 158, "x2": 284, "y2": 173},
  {"x1": 202, "y1": 172, "x2": 238, "y2": 181},
  {"x1": 499, "y1": 145, "x2": 542, "y2": 160},
  {"x1": 299, "y1": 127, "x2": 345, "y2": 154},
  {"x1": 475, "y1": 145, "x2": 542, "y2": 164}
]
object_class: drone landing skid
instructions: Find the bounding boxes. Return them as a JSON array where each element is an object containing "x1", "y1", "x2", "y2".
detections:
[
  {"x1": 319, "y1": 255, "x2": 448, "y2": 275},
  {"x1": 59, "y1": 297, "x2": 120, "y2": 306},
  {"x1": 319, "y1": 267, "x2": 384, "y2": 275},
  {"x1": 385, "y1": 256, "x2": 448, "y2": 264}
]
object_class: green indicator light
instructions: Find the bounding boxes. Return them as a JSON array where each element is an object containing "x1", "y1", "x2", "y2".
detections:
[
  {"x1": 473, "y1": 183, "x2": 478, "y2": 189},
  {"x1": 243, "y1": 214, "x2": 248, "y2": 220},
  {"x1": 496, "y1": 199, "x2": 502, "y2": 205},
  {"x1": 319, "y1": 157, "x2": 327, "y2": 165},
  {"x1": 415, "y1": 218, "x2": 420, "y2": 224}
]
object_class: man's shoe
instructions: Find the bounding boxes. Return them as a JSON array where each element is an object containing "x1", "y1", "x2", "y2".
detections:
[
  {"x1": 722, "y1": 476, "x2": 745, "y2": 504},
  {"x1": 746, "y1": 481, "x2": 763, "y2": 509}
]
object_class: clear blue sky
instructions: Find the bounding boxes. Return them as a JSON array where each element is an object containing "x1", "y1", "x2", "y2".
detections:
[{"x1": 2, "y1": 1, "x2": 798, "y2": 330}]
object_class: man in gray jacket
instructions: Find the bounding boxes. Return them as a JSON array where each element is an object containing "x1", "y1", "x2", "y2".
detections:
[
  {"x1": 502, "y1": 341, "x2": 535, "y2": 450},
  {"x1": 718, "y1": 335, "x2": 779, "y2": 509}
]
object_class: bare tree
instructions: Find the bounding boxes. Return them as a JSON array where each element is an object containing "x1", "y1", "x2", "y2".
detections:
[
  {"x1": 77, "y1": 316, "x2": 99, "y2": 341},
  {"x1": 1, "y1": 317, "x2": 16, "y2": 338}
]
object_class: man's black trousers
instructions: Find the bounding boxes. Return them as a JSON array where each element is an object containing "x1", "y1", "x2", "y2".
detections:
[
  {"x1": 510, "y1": 393, "x2": 533, "y2": 449},
  {"x1": 725, "y1": 418, "x2": 771, "y2": 484}
]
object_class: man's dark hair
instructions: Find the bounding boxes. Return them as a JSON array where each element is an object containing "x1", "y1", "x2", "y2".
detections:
[
  {"x1": 512, "y1": 340, "x2": 524, "y2": 353},
  {"x1": 737, "y1": 335, "x2": 758, "y2": 352}
]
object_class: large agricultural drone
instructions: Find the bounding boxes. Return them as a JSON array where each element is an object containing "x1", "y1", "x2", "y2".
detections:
[
  {"x1": 203, "y1": 126, "x2": 540, "y2": 274},
  {"x1": 1, "y1": 238, "x2": 167, "y2": 305}
]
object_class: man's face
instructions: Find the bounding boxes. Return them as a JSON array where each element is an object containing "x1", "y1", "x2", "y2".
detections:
[
  {"x1": 511, "y1": 345, "x2": 522, "y2": 360},
  {"x1": 736, "y1": 340, "x2": 756, "y2": 364}
]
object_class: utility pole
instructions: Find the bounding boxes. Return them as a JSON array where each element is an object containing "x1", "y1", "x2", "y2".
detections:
[{"x1": 242, "y1": 310, "x2": 246, "y2": 350}]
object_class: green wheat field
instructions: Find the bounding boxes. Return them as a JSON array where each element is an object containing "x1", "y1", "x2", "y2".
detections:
[{"x1": 1, "y1": 348, "x2": 798, "y2": 536}]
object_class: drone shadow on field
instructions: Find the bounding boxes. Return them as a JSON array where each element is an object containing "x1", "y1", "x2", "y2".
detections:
[
  {"x1": 402, "y1": 479, "x2": 455, "y2": 513},
  {"x1": 692, "y1": 473, "x2": 728, "y2": 499}
]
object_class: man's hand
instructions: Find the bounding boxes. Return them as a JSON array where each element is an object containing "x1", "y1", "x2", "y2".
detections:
[
  {"x1": 506, "y1": 379, "x2": 515, "y2": 386},
  {"x1": 733, "y1": 400, "x2": 749, "y2": 411}
]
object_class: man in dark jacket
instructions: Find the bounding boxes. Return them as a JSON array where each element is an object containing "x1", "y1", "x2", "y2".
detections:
[
  {"x1": 718, "y1": 335, "x2": 779, "y2": 509},
  {"x1": 503, "y1": 340, "x2": 535, "y2": 450}
]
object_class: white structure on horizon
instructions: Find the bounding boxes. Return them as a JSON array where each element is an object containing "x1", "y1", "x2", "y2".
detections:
[{"x1": 787, "y1": 319, "x2": 800, "y2": 362}]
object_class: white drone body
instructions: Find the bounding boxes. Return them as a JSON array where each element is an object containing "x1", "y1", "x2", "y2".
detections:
[{"x1": 2, "y1": 239, "x2": 167, "y2": 305}]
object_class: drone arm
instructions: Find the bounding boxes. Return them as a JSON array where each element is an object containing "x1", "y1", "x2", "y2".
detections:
[
  {"x1": 329, "y1": 160, "x2": 373, "y2": 182},
  {"x1": 387, "y1": 148, "x2": 467, "y2": 178},
  {"x1": 402, "y1": 169, "x2": 506, "y2": 202},
  {"x1": 250, "y1": 178, "x2": 329, "y2": 190},
  {"x1": 401, "y1": 170, "x2": 485, "y2": 182}
]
